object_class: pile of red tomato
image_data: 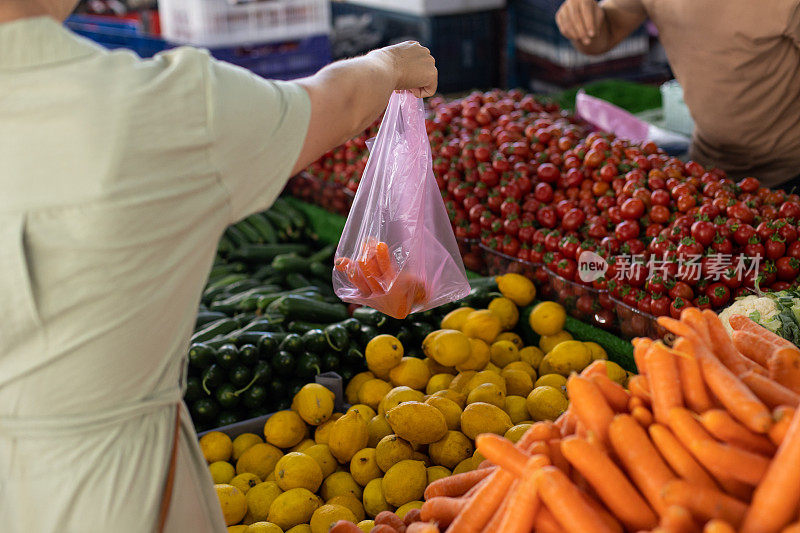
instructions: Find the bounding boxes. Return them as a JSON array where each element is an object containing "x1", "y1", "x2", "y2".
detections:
[{"x1": 301, "y1": 88, "x2": 800, "y2": 321}]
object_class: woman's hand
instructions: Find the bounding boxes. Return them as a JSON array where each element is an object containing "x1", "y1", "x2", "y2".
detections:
[
  {"x1": 371, "y1": 41, "x2": 438, "y2": 98},
  {"x1": 556, "y1": 0, "x2": 604, "y2": 45}
]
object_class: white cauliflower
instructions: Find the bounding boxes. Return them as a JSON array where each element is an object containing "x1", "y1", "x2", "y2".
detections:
[{"x1": 718, "y1": 295, "x2": 781, "y2": 335}]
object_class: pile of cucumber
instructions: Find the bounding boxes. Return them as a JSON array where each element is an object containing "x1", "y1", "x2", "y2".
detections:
[{"x1": 185, "y1": 198, "x2": 500, "y2": 431}]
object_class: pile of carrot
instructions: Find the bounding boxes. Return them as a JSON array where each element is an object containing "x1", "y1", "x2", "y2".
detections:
[
  {"x1": 418, "y1": 309, "x2": 800, "y2": 533},
  {"x1": 335, "y1": 237, "x2": 426, "y2": 318}
]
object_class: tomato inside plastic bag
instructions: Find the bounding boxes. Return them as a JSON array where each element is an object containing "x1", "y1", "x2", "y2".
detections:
[{"x1": 333, "y1": 91, "x2": 470, "y2": 319}]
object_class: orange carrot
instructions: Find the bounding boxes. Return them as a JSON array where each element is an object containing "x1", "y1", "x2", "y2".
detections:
[
  {"x1": 741, "y1": 370, "x2": 800, "y2": 408},
  {"x1": 629, "y1": 396, "x2": 645, "y2": 411},
  {"x1": 732, "y1": 330, "x2": 774, "y2": 367},
  {"x1": 561, "y1": 436, "x2": 658, "y2": 531},
  {"x1": 567, "y1": 375, "x2": 615, "y2": 447},
  {"x1": 702, "y1": 309, "x2": 766, "y2": 376},
  {"x1": 517, "y1": 420, "x2": 559, "y2": 449},
  {"x1": 769, "y1": 406, "x2": 796, "y2": 446},
  {"x1": 590, "y1": 373, "x2": 630, "y2": 412},
  {"x1": 446, "y1": 469, "x2": 515, "y2": 533},
  {"x1": 556, "y1": 409, "x2": 577, "y2": 436},
  {"x1": 633, "y1": 337, "x2": 654, "y2": 375},
  {"x1": 632, "y1": 405, "x2": 655, "y2": 428},
  {"x1": 580, "y1": 491, "x2": 624, "y2": 533},
  {"x1": 419, "y1": 497, "x2": 468, "y2": 527},
  {"x1": 649, "y1": 423, "x2": 718, "y2": 490},
  {"x1": 674, "y1": 337, "x2": 714, "y2": 413},
  {"x1": 782, "y1": 523, "x2": 800, "y2": 533},
  {"x1": 768, "y1": 347, "x2": 800, "y2": 393},
  {"x1": 581, "y1": 359, "x2": 610, "y2": 378},
  {"x1": 681, "y1": 307, "x2": 712, "y2": 344},
  {"x1": 475, "y1": 434, "x2": 539, "y2": 477},
  {"x1": 546, "y1": 438, "x2": 570, "y2": 475},
  {"x1": 609, "y1": 414, "x2": 676, "y2": 516},
  {"x1": 481, "y1": 482, "x2": 514, "y2": 533},
  {"x1": 742, "y1": 404, "x2": 800, "y2": 533},
  {"x1": 661, "y1": 480, "x2": 748, "y2": 528},
  {"x1": 659, "y1": 505, "x2": 701, "y2": 533},
  {"x1": 659, "y1": 319, "x2": 773, "y2": 434},
  {"x1": 534, "y1": 505, "x2": 564, "y2": 533},
  {"x1": 646, "y1": 342, "x2": 684, "y2": 425},
  {"x1": 374, "y1": 241, "x2": 396, "y2": 279},
  {"x1": 535, "y1": 466, "x2": 617, "y2": 533},
  {"x1": 628, "y1": 374, "x2": 653, "y2": 404},
  {"x1": 702, "y1": 520, "x2": 736, "y2": 533},
  {"x1": 495, "y1": 458, "x2": 543, "y2": 533},
  {"x1": 423, "y1": 466, "x2": 495, "y2": 499},
  {"x1": 699, "y1": 409, "x2": 776, "y2": 456},
  {"x1": 728, "y1": 314, "x2": 797, "y2": 350}
]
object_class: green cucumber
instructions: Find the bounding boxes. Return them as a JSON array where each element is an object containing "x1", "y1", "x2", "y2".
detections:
[
  {"x1": 201, "y1": 364, "x2": 225, "y2": 394},
  {"x1": 204, "y1": 273, "x2": 250, "y2": 293},
  {"x1": 233, "y1": 220, "x2": 263, "y2": 244},
  {"x1": 262, "y1": 209, "x2": 296, "y2": 239},
  {"x1": 301, "y1": 329, "x2": 328, "y2": 353},
  {"x1": 208, "y1": 263, "x2": 246, "y2": 280},
  {"x1": 215, "y1": 344, "x2": 239, "y2": 369},
  {"x1": 271, "y1": 198, "x2": 307, "y2": 231},
  {"x1": 324, "y1": 324, "x2": 350, "y2": 352},
  {"x1": 352, "y1": 307, "x2": 387, "y2": 328},
  {"x1": 252, "y1": 265, "x2": 277, "y2": 281},
  {"x1": 238, "y1": 319, "x2": 284, "y2": 334},
  {"x1": 188, "y1": 343, "x2": 216, "y2": 369},
  {"x1": 215, "y1": 383, "x2": 240, "y2": 409},
  {"x1": 256, "y1": 289, "x2": 321, "y2": 311},
  {"x1": 235, "y1": 331, "x2": 288, "y2": 346},
  {"x1": 229, "y1": 365, "x2": 252, "y2": 388},
  {"x1": 279, "y1": 334, "x2": 305, "y2": 355},
  {"x1": 216, "y1": 235, "x2": 235, "y2": 255},
  {"x1": 285, "y1": 273, "x2": 312, "y2": 290},
  {"x1": 289, "y1": 321, "x2": 327, "y2": 335},
  {"x1": 195, "y1": 311, "x2": 228, "y2": 329},
  {"x1": 272, "y1": 254, "x2": 312, "y2": 274},
  {"x1": 191, "y1": 318, "x2": 239, "y2": 343},
  {"x1": 230, "y1": 244, "x2": 310, "y2": 262},
  {"x1": 343, "y1": 347, "x2": 365, "y2": 368},
  {"x1": 322, "y1": 353, "x2": 341, "y2": 373},
  {"x1": 241, "y1": 384, "x2": 268, "y2": 409},
  {"x1": 224, "y1": 226, "x2": 250, "y2": 248},
  {"x1": 184, "y1": 377, "x2": 204, "y2": 402},
  {"x1": 271, "y1": 350, "x2": 295, "y2": 377},
  {"x1": 268, "y1": 295, "x2": 349, "y2": 323},
  {"x1": 308, "y1": 244, "x2": 337, "y2": 264},
  {"x1": 296, "y1": 352, "x2": 322, "y2": 378},
  {"x1": 238, "y1": 344, "x2": 259, "y2": 366},
  {"x1": 191, "y1": 398, "x2": 219, "y2": 424},
  {"x1": 246, "y1": 213, "x2": 278, "y2": 244},
  {"x1": 308, "y1": 262, "x2": 330, "y2": 280}
]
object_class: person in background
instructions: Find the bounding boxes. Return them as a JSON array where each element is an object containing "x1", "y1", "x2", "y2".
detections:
[
  {"x1": 556, "y1": 0, "x2": 800, "y2": 189},
  {"x1": 0, "y1": 0, "x2": 436, "y2": 531}
]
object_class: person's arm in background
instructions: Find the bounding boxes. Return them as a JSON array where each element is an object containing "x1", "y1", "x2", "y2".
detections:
[
  {"x1": 555, "y1": 0, "x2": 647, "y2": 55},
  {"x1": 291, "y1": 41, "x2": 437, "y2": 175}
]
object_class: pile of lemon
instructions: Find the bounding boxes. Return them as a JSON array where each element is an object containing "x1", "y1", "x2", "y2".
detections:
[{"x1": 203, "y1": 273, "x2": 629, "y2": 533}]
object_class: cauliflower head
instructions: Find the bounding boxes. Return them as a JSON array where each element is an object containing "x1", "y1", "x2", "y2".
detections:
[{"x1": 718, "y1": 295, "x2": 781, "y2": 335}]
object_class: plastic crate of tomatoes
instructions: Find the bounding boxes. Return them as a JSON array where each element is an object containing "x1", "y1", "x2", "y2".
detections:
[{"x1": 286, "y1": 173, "x2": 355, "y2": 217}]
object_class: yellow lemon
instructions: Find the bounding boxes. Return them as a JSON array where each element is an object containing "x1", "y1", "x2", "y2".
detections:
[
  {"x1": 310, "y1": 504, "x2": 356, "y2": 533},
  {"x1": 504, "y1": 423, "x2": 533, "y2": 443},
  {"x1": 424, "y1": 395, "x2": 462, "y2": 431},
  {"x1": 382, "y1": 460, "x2": 427, "y2": 507},
  {"x1": 285, "y1": 526, "x2": 312, "y2": 533},
  {"x1": 440, "y1": 306, "x2": 476, "y2": 331},
  {"x1": 274, "y1": 452, "x2": 323, "y2": 492},
  {"x1": 605, "y1": 361, "x2": 628, "y2": 385},
  {"x1": 245, "y1": 523, "x2": 282, "y2": 533},
  {"x1": 264, "y1": 411, "x2": 306, "y2": 449},
  {"x1": 357, "y1": 520, "x2": 376, "y2": 532},
  {"x1": 396, "y1": 501, "x2": 424, "y2": 518},
  {"x1": 424, "y1": 356, "x2": 456, "y2": 376},
  {"x1": 294, "y1": 383, "x2": 335, "y2": 426},
  {"x1": 528, "y1": 301, "x2": 566, "y2": 336},
  {"x1": 496, "y1": 273, "x2": 536, "y2": 306},
  {"x1": 526, "y1": 386, "x2": 569, "y2": 421},
  {"x1": 209, "y1": 461, "x2": 236, "y2": 484},
  {"x1": 488, "y1": 297, "x2": 519, "y2": 330},
  {"x1": 313, "y1": 414, "x2": 343, "y2": 446},
  {"x1": 229, "y1": 526, "x2": 248, "y2": 533},
  {"x1": 290, "y1": 439, "x2": 315, "y2": 453},
  {"x1": 368, "y1": 415, "x2": 393, "y2": 448},
  {"x1": 504, "y1": 395, "x2": 530, "y2": 425},
  {"x1": 321, "y1": 471, "x2": 363, "y2": 501},
  {"x1": 426, "y1": 373, "x2": 454, "y2": 394},
  {"x1": 386, "y1": 402, "x2": 448, "y2": 445},
  {"x1": 547, "y1": 340, "x2": 592, "y2": 375},
  {"x1": 448, "y1": 371, "x2": 477, "y2": 394},
  {"x1": 426, "y1": 465, "x2": 451, "y2": 485},
  {"x1": 362, "y1": 478, "x2": 392, "y2": 518},
  {"x1": 375, "y1": 435, "x2": 414, "y2": 472},
  {"x1": 452, "y1": 456, "x2": 482, "y2": 475},
  {"x1": 502, "y1": 368, "x2": 534, "y2": 398},
  {"x1": 496, "y1": 331, "x2": 524, "y2": 350},
  {"x1": 412, "y1": 451, "x2": 431, "y2": 467},
  {"x1": 366, "y1": 335, "x2": 404, "y2": 378},
  {"x1": 456, "y1": 338, "x2": 490, "y2": 372},
  {"x1": 347, "y1": 404, "x2": 377, "y2": 423},
  {"x1": 584, "y1": 341, "x2": 608, "y2": 361},
  {"x1": 389, "y1": 357, "x2": 431, "y2": 390},
  {"x1": 346, "y1": 372, "x2": 376, "y2": 405},
  {"x1": 244, "y1": 481, "x2": 283, "y2": 523},
  {"x1": 350, "y1": 448, "x2": 382, "y2": 487},
  {"x1": 489, "y1": 340, "x2": 520, "y2": 368},
  {"x1": 466, "y1": 370, "x2": 507, "y2": 395},
  {"x1": 466, "y1": 383, "x2": 505, "y2": 409},
  {"x1": 200, "y1": 432, "x2": 233, "y2": 463},
  {"x1": 535, "y1": 373, "x2": 567, "y2": 391},
  {"x1": 236, "y1": 443, "x2": 283, "y2": 479},
  {"x1": 539, "y1": 331, "x2": 573, "y2": 354},
  {"x1": 428, "y1": 329, "x2": 472, "y2": 367},
  {"x1": 215, "y1": 484, "x2": 247, "y2": 526},
  {"x1": 473, "y1": 449, "x2": 486, "y2": 464},
  {"x1": 460, "y1": 402, "x2": 513, "y2": 440},
  {"x1": 430, "y1": 389, "x2": 467, "y2": 409},
  {"x1": 379, "y1": 386, "x2": 425, "y2": 415},
  {"x1": 230, "y1": 472, "x2": 261, "y2": 495},
  {"x1": 504, "y1": 361, "x2": 537, "y2": 381},
  {"x1": 327, "y1": 495, "x2": 366, "y2": 522},
  {"x1": 303, "y1": 444, "x2": 337, "y2": 478},
  {"x1": 232, "y1": 433, "x2": 264, "y2": 462},
  {"x1": 462, "y1": 310, "x2": 503, "y2": 344},
  {"x1": 519, "y1": 346, "x2": 545, "y2": 370},
  {"x1": 328, "y1": 410, "x2": 369, "y2": 464},
  {"x1": 268, "y1": 488, "x2": 321, "y2": 530},
  {"x1": 357, "y1": 379, "x2": 393, "y2": 411},
  {"x1": 428, "y1": 431, "x2": 474, "y2": 470}
]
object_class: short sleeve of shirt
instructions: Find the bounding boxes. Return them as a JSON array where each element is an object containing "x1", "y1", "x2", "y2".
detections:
[
  {"x1": 786, "y1": 2, "x2": 800, "y2": 45},
  {"x1": 205, "y1": 59, "x2": 311, "y2": 223}
]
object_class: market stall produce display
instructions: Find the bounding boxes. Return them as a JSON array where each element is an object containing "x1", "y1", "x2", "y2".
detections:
[{"x1": 412, "y1": 310, "x2": 800, "y2": 532}]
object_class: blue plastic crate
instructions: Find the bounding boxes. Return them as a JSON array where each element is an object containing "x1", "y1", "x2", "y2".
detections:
[
  {"x1": 331, "y1": 3, "x2": 504, "y2": 92},
  {"x1": 66, "y1": 16, "x2": 173, "y2": 58}
]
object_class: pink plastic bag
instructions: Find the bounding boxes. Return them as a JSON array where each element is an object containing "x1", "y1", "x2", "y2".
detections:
[{"x1": 333, "y1": 91, "x2": 470, "y2": 319}]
